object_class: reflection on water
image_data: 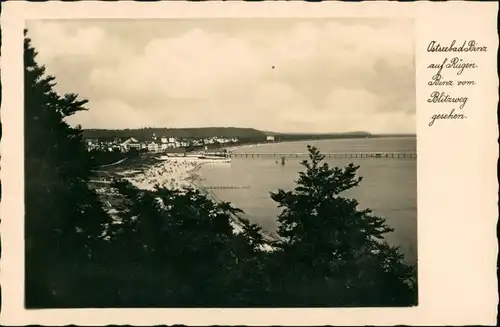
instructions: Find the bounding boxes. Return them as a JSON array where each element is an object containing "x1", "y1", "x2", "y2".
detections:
[{"x1": 199, "y1": 137, "x2": 417, "y2": 264}]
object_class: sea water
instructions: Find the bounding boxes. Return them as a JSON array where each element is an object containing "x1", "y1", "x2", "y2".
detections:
[{"x1": 199, "y1": 137, "x2": 417, "y2": 264}]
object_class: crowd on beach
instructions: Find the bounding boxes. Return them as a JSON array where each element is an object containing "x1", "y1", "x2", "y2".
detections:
[{"x1": 123, "y1": 159, "x2": 202, "y2": 191}]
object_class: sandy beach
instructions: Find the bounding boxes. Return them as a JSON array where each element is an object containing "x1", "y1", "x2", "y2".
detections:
[
  {"x1": 120, "y1": 158, "x2": 203, "y2": 191},
  {"x1": 114, "y1": 156, "x2": 275, "y2": 250}
]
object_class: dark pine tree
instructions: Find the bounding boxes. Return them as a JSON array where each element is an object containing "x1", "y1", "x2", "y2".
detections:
[
  {"x1": 24, "y1": 31, "x2": 111, "y2": 307},
  {"x1": 269, "y1": 145, "x2": 417, "y2": 307},
  {"x1": 105, "y1": 179, "x2": 272, "y2": 307}
]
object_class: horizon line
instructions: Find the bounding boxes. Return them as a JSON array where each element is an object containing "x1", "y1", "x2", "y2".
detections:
[{"x1": 80, "y1": 127, "x2": 415, "y2": 135}]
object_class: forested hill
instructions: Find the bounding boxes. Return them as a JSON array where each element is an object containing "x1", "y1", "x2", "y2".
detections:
[
  {"x1": 274, "y1": 131, "x2": 372, "y2": 142},
  {"x1": 82, "y1": 127, "x2": 267, "y2": 141},
  {"x1": 82, "y1": 127, "x2": 372, "y2": 141}
]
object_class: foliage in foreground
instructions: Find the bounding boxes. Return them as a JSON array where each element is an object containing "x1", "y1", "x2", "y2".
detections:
[
  {"x1": 24, "y1": 31, "x2": 112, "y2": 307},
  {"x1": 269, "y1": 146, "x2": 416, "y2": 306},
  {"x1": 24, "y1": 32, "x2": 417, "y2": 308}
]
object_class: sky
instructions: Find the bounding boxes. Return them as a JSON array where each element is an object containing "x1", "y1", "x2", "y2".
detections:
[{"x1": 27, "y1": 18, "x2": 415, "y2": 134}]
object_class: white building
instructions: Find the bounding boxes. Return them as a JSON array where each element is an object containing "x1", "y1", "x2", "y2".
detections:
[
  {"x1": 147, "y1": 142, "x2": 159, "y2": 152},
  {"x1": 120, "y1": 137, "x2": 140, "y2": 151},
  {"x1": 215, "y1": 137, "x2": 232, "y2": 144},
  {"x1": 266, "y1": 135, "x2": 275, "y2": 141}
]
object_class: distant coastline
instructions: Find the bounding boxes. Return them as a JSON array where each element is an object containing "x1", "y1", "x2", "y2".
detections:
[
  {"x1": 221, "y1": 134, "x2": 416, "y2": 153},
  {"x1": 82, "y1": 125, "x2": 416, "y2": 157},
  {"x1": 82, "y1": 126, "x2": 415, "y2": 142}
]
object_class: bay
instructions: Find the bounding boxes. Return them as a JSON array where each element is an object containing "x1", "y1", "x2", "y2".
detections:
[{"x1": 199, "y1": 137, "x2": 417, "y2": 263}]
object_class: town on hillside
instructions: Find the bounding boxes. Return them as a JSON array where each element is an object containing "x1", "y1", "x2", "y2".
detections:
[{"x1": 85, "y1": 133, "x2": 277, "y2": 153}]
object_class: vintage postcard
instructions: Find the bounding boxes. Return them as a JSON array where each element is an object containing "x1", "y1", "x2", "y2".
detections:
[{"x1": 0, "y1": 1, "x2": 497, "y2": 325}]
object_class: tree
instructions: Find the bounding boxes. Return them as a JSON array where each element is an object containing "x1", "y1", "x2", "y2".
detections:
[
  {"x1": 22, "y1": 29, "x2": 273, "y2": 307},
  {"x1": 24, "y1": 31, "x2": 111, "y2": 307},
  {"x1": 269, "y1": 145, "x2": 417, "y2": 306},
  {"x1": 104, "y1": 179, "x2": 272, "y2": 307}
]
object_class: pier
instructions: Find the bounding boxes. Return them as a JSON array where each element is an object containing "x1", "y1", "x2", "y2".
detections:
[
  {"x1": 229, "y1": 152, "x2": 417, "y2": 159},
  {"x1": 204, "y1": 185, "x2": 250, "y2": 190}
]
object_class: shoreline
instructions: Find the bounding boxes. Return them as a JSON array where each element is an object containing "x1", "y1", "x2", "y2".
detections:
[
  {"x1": 221, "y1": 135, "x2": 417, "y2": 154},
  {"x1": 184, "y1": 163, "x2": 248, "y2": 234},
  {"x1": 111, "y1": 155, "x2": 275, "y2": 248},
  {"x1": 184, "y1": 162, "x2": 276, "y2": 246},
  {"x1": 117, "y1": 158, "x2": 253, "y2": 231}
]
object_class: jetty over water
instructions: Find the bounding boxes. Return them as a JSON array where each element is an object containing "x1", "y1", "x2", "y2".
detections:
[
  {"x1": 229, "y1": 152, "x2": 417, "y2": 159},
  {"x1": 204, "y1": 185, "x2": 251, "y2": 190}
]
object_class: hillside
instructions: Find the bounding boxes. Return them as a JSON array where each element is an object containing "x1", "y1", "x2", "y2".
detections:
[
  {"x1": 83, "y1": 127, "x2": 267, "y2": 141},
  {"x1": 82, "y1": 127, "x2": 376, "y2": 142}
]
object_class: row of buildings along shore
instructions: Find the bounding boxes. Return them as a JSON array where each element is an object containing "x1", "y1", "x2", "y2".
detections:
[{"x1": 84, "y1": 133, "x2": 268, "y2": 153}]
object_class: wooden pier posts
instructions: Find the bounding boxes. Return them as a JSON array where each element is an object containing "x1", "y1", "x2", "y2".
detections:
[{"x1": 229, "y1": 152, "x2": 416, "y2": 159}]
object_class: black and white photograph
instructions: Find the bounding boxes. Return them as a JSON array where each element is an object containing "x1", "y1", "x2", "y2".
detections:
[{"x1": 23, "y1": 17, "x2": 418, "y2": 308}]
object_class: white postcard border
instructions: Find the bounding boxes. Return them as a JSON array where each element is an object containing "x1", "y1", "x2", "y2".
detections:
[{"x1": 1, "y1": 1, "x2": 498, "y2": 326}]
